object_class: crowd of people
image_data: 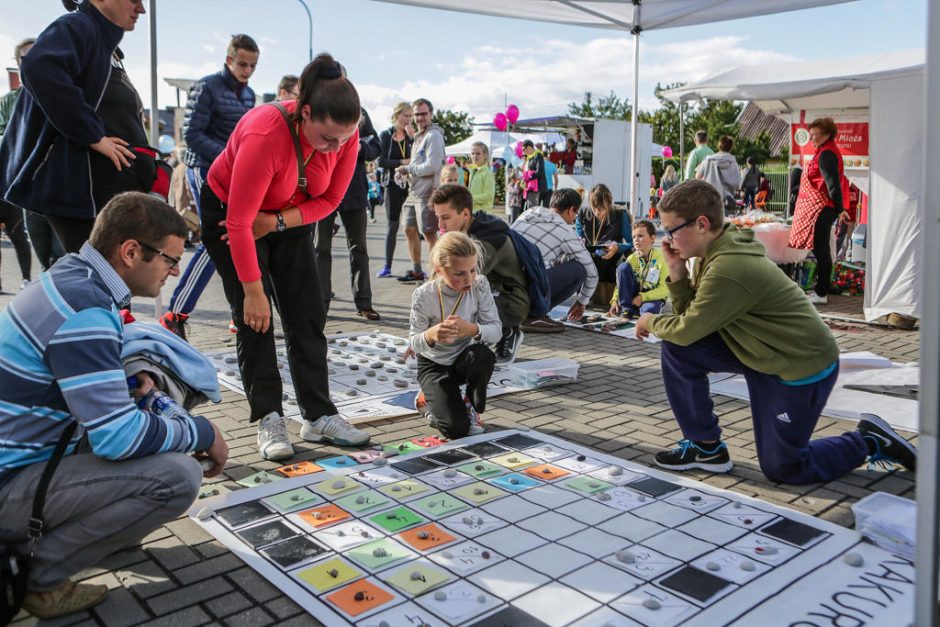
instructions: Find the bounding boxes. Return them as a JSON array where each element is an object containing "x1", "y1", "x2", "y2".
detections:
[{"x1": 0, "y1": 2, "x2": 917, "y2": 620}]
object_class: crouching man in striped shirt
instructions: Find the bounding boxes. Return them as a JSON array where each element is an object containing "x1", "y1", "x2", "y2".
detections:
[{"x1": 0, "y1": 192, "x2": 228, "y2": 619}]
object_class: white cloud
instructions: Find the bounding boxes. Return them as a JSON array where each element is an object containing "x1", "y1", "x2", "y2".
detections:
[{"x1": 202, "y1": 44, "x2": 215, "y2": 55}]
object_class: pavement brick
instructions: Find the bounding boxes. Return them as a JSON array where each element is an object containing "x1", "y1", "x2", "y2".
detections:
[
  {"x1": 92, "y1": 586, "x2": 151, "y2": 625},
  {"x1": 147, "y1": 578, "x2": 234, "y2": 616},
  {"x1": 138, "y1": 606, "x2": 212, "y2": 626},
  {"x1": 206, "y1": 591, "x2": 257, "y2": 618}
]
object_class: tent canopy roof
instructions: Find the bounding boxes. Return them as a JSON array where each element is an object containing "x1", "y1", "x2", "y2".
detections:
[
  {"x1": 371, "y1": 0, "x2": 855, "y2": 31},
  {"x1": 661, "y1": 49, "x2": 924, "y2": 113}
]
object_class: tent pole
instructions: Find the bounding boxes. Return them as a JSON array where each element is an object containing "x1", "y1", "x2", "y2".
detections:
[
  {"x1": 629, "y1": 0, "x2": 641, "y2": 216},
  {"x1": 679, "y1": 100, "x2": 685, "y2": 179},
  {"x1": 148, "y1": 0, "x2": 164, "y2": 320},
  {"x1": 916, "y1": 1, "x2": 940, "y2": 624}
]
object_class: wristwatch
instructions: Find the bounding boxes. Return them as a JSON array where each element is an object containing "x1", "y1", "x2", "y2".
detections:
[{"x1": 275, "y1": 210, "x2": 287, "y2": 232}]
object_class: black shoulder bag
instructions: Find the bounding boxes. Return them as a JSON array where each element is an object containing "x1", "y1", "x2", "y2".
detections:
[
  {"x1": 1, "y1": 423, "x2": 77, "y2": 625},
  {"x1": 271, "y1": 103, "x2": 307, "y2": 191}
]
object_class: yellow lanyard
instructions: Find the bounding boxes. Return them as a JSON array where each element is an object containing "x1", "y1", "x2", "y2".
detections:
[
  {"x1": 637, "y1": 251, "x2": 653, "y2": 285},
  {"x1": 437, "y1": 283, "x2": 465, "y2": 324}
]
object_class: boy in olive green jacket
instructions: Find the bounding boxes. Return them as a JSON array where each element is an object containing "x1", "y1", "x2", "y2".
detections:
[{"x1": 635, "y1": 180, "x2": 915, "y2": 484}]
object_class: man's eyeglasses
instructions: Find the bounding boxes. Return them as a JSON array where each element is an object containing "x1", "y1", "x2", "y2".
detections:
[
  {"x1": 663, "y1": 218, "x2": 697, "y2": 240},
  {"x1": 138, "y1": 241, "x2": 181, "y2": 269},
  {"x1": 414, "y1": 111, "x2": 430, "y2": 118}
]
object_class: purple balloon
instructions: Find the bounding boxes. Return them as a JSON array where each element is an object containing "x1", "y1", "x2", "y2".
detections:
[{"x1": 493, "y1": 113, "x2": 508, "y2": 131}]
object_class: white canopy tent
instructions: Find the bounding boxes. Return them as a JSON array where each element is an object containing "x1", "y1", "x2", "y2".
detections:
[
  {"x1": 371, "y1": 0, "x2": 857, "y2": 216},
  {"x1": 661, "y1": 50, "x2": 925, "y2": 323},
  {"x1": 445, "y1": 130, "x2": 566, "y2": 164}
]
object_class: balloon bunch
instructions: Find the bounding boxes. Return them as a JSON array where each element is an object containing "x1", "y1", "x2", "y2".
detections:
[{"x1": 492, "y1": 104, "x2": 525, "y2": 158}]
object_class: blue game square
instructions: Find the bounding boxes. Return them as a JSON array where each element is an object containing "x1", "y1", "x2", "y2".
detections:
[
  {"x1": 317, "y1": 455, "x2": 358, "y2": 470},
  {"x1": 489, "y1": 473, "x2": 540, "y2": 493}
]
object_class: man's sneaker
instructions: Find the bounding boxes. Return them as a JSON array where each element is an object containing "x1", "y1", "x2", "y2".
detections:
[
  {"x1": 22, "y1": 579, "x2": 109, "y2": 619},
  {"x1": 807, "y1": 292, "x2": 828, "y2": 305},
  {"x1": 229, "y1": 319, "x2": 238, "y2": 333},
  {"x1": 19, "y1": 278, "x2": 29, "y2": 291},
  {"x1": 376, "y1": 265, "x2": 393, "y2": 278},
  {"x1": 257, "y1": 411, "x2": 294, "y2": 460},
  {"x1": 654, "y1": 439, "x2": 733, "y2": 473},
  {"x1": 397, "y1": 270, "x2": 426, "y2": 283},
  {"x1": 520, "y1": 316, "x2": 565, "y2": 334},
  {"x1": 301, "y1": 414, "x2": 370, "y2": 446},
  {"x1": 159, "y1": 311, "x2": 189, "y2": 341},
  {"x1": 494, "y1": 328, "x2": 524, "y2": 366},
  {"x1": 464, "y1": 396, "x2": 485, "y2": 436},
  {"x1": 858, "y1": 413, "x2": 917, "y2": 472}
]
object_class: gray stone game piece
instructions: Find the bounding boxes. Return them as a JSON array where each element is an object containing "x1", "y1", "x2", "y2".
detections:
[
  {"x1": 705, "y1": 561, "x2": 720, "y2": 571},
  {"x1": 372, "y1": 458, "x2": 388, "y2": 467},
  {"x1": 373, "y1": 547, "x2": 388, "y2": 557},
  {"x1": 843, "y1": 552, "x2": 864, "y2": 567},
  {"x1": 196, "y1": 507, "x2": 213, "y2": 521},
  {"x1": 616, "y1": 550, "x2": 636, "y2": 564},
  {"x1": 740, "y1": 561, "x2": 756, "y2": 572},
  {"x1": 643, "y1": 598, "x2": 661, "y2": 610},
  {"x1": 434, "y1": 590, "x2": 447, "y2": 601},
  {"x1": 608, "y1": 466, "x2": 623, "y2": 476}
]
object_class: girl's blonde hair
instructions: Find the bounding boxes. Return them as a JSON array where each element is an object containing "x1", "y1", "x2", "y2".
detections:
[
  {"x1": 439, "y1": 163, "x2": 460, "y2": 185},
  {"x1": 588, "y1": 183, "x2": 613, "y2": 211},
  {"x1": 429, "y1": 231, "x2": 485, "y2": 279},
  {"x1": 662, "y1": 164, "x2": 678, "y2": 183},
  {"x1": 391, "y1": 101, "x2": 412, "y2": 125},
  {"x1": 471, "y1": 141, "x2": 490, "y2": 161}
]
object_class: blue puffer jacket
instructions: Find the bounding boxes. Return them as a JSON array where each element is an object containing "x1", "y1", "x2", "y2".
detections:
[
  {"x1": 182, "y1": 68, "x2": 255, "y2": 170},
  {"x1": 0, "y1": 1, "x2": 123, "y2": 219}
]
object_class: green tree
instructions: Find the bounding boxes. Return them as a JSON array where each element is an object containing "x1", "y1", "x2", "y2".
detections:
[
  {"x1": 432, "y1": 109, "x2": 474, "y2": 146},
  {"x1": 567, "y1": 90, "x2": 633, "y2": 121}
]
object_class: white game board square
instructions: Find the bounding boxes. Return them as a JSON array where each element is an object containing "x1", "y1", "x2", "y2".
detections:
[
  {"x1": 355, "y1": 465, "x2": 410, "y2": 487},
  {"x1": 513, "y1": 582, "x2": 601, "y2": 625},
  {"x1": 427, "y1": 540, "x2": 504, "y2": 575},
  {"x1": 560, "y1": 561, "x2": 643, "y2": 603},
  {"x1": 610, "y1": 583, "x2": 698, "y2": 626},
  {"x1": 559, "y1": 528, "x2": 625, "y2": 556},
  {"x1": 708, "y1": 502, "x2": 779, "y2": 530},
  {"x1": 313, "y1": 520, "x2": 384, "y2": 551},
  {"x1": 516, "y1": 511, "x2": 587, "y2": 541},
  {"x1": 468, "y1": 560, "x2": 549, "y2": 600},
  {"x1": 476, "y1": 526, "x2": 547, "y2": 557},
  {"x1": 568, "y1": 607, "x2": 644, "y2": 626},
  {"x1": 690, "y1": 548, "x2": 771, "y2": 585},
  {"x1": 518, "y1": 484, "x2": 582, "y2": 509},
  {"x1": 438, "y1": 508, "x2": 508, "y2": 536},
  {"x1": 525, "y1": 444, "x2": 575, "y2": 462},
  {"x1": 515, "y1": 544, "x2": 592, "y2": 578},
  {"x1": 555, "y1": 455, "x2": 605, "y2": 473},
  {"x1": 598, "y1": 487, "x2": 650, "y2": 512},
  {"x1": 663, "y1": 488, "x2": 729, "y2": 513},
  {"x1": 421, "y1": 468, "x2": 476, "y2": 490},
  {"x1": 415, "y1": 580, "x2": 501, "y2": 623},
  {"x1": 602, "y1": 545, "x2": 683, "y2": 581},
  {"x1": 589, "y1": 465, "x2": 644, "y2": 486},
  {"x1": 640, "y1": 529, "x2": 717, "y2": 562},
  {"x1": 726, "y1": 532, "x2": 801, "y2": 566},
  {"x1": 678, "y1": 516, "x2": 748, "y2": 546},
  {"x1": 556, "y1": 499, "x2": 619, "y2": 525},
  {"x1": 599, "y1": 512, "x2": 668, "y2": 542},
  {"x1": 358, "y1": 601, "x2": 447, "y2": 627},
  {"x1": 480, "y1": 494, "x2": 547, "y2": 523},
  {"x1": 632, "y1": 500, "x2": 700, "y2": 527}
]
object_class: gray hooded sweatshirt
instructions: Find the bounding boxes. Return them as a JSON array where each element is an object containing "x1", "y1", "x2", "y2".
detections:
[
  {"x1": 697, "y1": 151, "x2": 742, "y2": 201},
  {"x1": 406, "y1": 123, "x2": 445, "y2": 200}
]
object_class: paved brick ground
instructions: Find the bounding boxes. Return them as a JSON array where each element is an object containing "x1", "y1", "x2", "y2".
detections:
[{"x1": 0, "y1": 216, "x2": 919, "y2": 626}]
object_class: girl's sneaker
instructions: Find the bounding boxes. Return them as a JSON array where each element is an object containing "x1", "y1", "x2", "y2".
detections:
[
  {"x1": 464, "y1": 396, "x2": 485, "y2": 436},
  {"x1": 376, "y1": 265, "x2": 393, "y2": 278}
]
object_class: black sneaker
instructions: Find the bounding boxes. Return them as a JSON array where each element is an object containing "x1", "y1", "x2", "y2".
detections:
[
  {"x1": 494, "y1": 328, "x2": 524, "y2": 366},
  {"x1": 397, "y1": 270, "x2": 427, "y2": 283},
  {"x1": 654, "y1": 439, "x2": 733, "y2": 473},
  {"x1": 858, "y1": 413, "x2": 917, "y2": 472},
  {"x1": 159, "y1": 312, "x2": 189, "y2": 342}
]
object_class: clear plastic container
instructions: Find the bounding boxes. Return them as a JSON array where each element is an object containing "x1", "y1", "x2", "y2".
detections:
[
  {"x1": 851, "y1": 492, "x2": 915, "y2": 559},
  {"x1": 508, "y1": 358, "x2": 579, "y2": 389}
]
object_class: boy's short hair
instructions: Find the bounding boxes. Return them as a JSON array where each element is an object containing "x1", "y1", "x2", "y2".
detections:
[
  {"x1": 14, "y1": 38, "x2": 35, "y2": 66},
  {"x1": 89, "y1": 192, "x2": 188, "y2": 260},
  {"x1": 227, "y1": 34, "x2": 259, "y2": 58},
  {"x1": 718, "y1": 136, "x2": 734, "y2": 152},
  {"x1": 658, "y1": 180, "x2": 724, "y2": 232},
  {"x1": 277, "y1": 74, "x2": 299, "y2": 94},
  {"x1": 634, "y1": 219, "x2": 656, "y2": 237},
  {"x1": 549, "y1": 188, "x2": 581, "y2": 213},
  {"x1": 430, "y1": 184, "x2": 472, "y2": 213},
  {"x1": 695, "y1": 130, "x2": 708, "y2": 143}
]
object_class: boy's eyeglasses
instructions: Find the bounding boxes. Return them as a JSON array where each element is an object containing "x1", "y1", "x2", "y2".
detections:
[
  {"x1": 138, "y1": 241, "x2": 181, "y2": 269},
  {"x1": 663, "y1": 218, "x2": 697, "y2": 240}
]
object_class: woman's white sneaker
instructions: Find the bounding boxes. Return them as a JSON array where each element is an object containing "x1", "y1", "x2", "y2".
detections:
[
  {"x1": 301, "y1": 415, "x2": 370, "y2": 446},
  {"x1": 257, "y1": 412, "x2": 294, "y2": 460}
]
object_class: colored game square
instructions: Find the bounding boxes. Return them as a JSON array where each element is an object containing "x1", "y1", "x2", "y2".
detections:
[
  {"x1": 350, "y1": 449, "x2": 385, "y2": 464},
  {"x1": 335, "y1": 489, "x2": 392, "y2": 514},
  {"x1": 235, "y1": 471, "x2": 283, "y2": 488},
  {"x1": 311, "y1": 476, "x2": 364, "y2": 498},
  {"x1": 412, "y1": 435, "x2": 447, "y2": 448},
  {"x1": 489, "y1": 472, "x2": 540, "y2": 492},
  {"x1": 274, "y1": 460, "x2": 323, "y2": 477},
  {"x1": 263, "y1": 488, "x2": 324, "y2": 513},
  {"x1": 560, "y1": 475, "x2": 613, "y2": 496},
  {"x1": 523, "y1": 463, "x2": 571, "y2": 482},
  {"x1": 489, "y1": 452, "x2": 538, "y2": 470},
  {"x1": 409, "y1": 492, "x2": 470, "y2": 519},
  {"x1": 317, "y1": 455, "x2": 357, "y2": 470},
  {"x1": 458, "y1": 460, "x2": 505, "y2": 479},
  {"x1": 295, "y1": 557, "x2": 362, "y2": 593},
  {"x1": 423, "y1": 449, "x2": 474, "y2": 465},
  {"x1": 347, "y1": 537, "x2": 415, "y2": 571},
  {"x1": 369, "y1": 506, "x2": 426, "y2": 533},
  {"x1": 377, "y1": 479, "x2": 431, "y2": 501},
  {"x1": 383, "y1": 560, "x2": 455, "y2": 596},
  {"x1": 397, "y1": 523, "x2": 457, "y2": 552},
  {"x1": 452, "y1": 482, "x2": 508, "y2": 505},
  {"x1": 216, "y1": 501, "x2": 276, "y2": 529},
  {"x1": 384, "y1": 441, "x2": 425, "y2": 455},
  {"x1": 325, "y1": 578, "x2": 397, "y2": 618},
  {"x1": 298, "y1": 504, "x2": 352, "y2": 529}
]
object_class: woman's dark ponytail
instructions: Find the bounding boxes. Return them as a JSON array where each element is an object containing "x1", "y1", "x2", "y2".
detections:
[{"x1": 294, "y1": 53, "x2": 360, "y2": 126}]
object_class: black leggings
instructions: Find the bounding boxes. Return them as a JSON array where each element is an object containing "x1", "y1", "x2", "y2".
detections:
[
  {"x1": 46, "y1": 214, "x2": 95, "y2": 254},
  {"x1": 384, "y1": 183, "x2": 406, "y2": 267},
  {"x1": 0, "y1": 203, "x2": 32, "y2": 282},
  {"x1": 417, "y1": 344, "x2": 495, "y2": 439},
  {"x1": 812, "y1": 206, "x2": 841, "y2": 297}
]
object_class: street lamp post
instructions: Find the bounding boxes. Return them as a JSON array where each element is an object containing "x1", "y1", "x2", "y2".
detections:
[{"x1": 296, "y1": 0, "x2": 313, "y2": 61}]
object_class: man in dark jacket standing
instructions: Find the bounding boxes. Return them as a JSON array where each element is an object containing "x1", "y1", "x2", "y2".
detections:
[
  {"x1": 161, "y1": 34, "x2": 258, "y2": 339},
  {"x1": 315, "y1": 108, "x2": 382, "y2": 320}
]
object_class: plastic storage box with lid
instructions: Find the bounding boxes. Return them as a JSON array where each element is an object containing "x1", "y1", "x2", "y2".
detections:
[
  {"x1": 851, "y1": 491, "x2": 915, "y2": 560},
  {"x1": 508, "y1": 358, "x2": 579, "y2": 389}
]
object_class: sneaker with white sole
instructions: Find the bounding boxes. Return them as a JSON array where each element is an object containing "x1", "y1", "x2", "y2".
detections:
[
  {"x1": 257, "y1": 412, "x2": 294, "y2": 460},
  {"x1": 807, "y1": 292, "x2": 828, "y2": 305},
  {"x1": 494, "y1": 328, "x2": 524, "y2": 366},
  {"x1": 654, "y1": 439, "x2": 733, "y2": 473},
  {"x1": 858, "y1": 413, "x2": 917, "y2": 472},
  {"x1": 300, "y1": 414, "x2": 370, "y2": 446},
  {"x1": 464, "y1": 396, "x2": 485, "y2": 436}
]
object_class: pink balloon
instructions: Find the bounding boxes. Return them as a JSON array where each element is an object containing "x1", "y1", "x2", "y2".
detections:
[
  {"x1": 515, "y1": 142, "x2": 525, "y2": 158},
  {"x1": 505, "y1": 104, "x2": 520, "y2": 125},
  {"x1": 446, "y1": 156, "x2": 456, "y2": 164},
  {"x1": 661, "y1": 146, "x2": 673, "y2": 158},
  {"x1": 493, "y1": 113, "x2": 508, "y2": 132}
]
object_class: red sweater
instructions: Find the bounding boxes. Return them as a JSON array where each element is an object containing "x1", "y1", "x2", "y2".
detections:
[{"x1": 207, "y1": 100, "x2": 359, "y2": 282}]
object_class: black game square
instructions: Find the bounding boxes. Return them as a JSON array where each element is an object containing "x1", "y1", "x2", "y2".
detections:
[
  {"x1": 235, "y1": 520, "x2": 299, "y2": 548},
  {"x1": 393, "y1": 457, "x2": 441, "y2": 475},
  {"x1": 424, "y1": 449, "x2": 475, "y2": 465},
  {"x1": 216, "y1": 500, "x2": 276, "y2": 528},
  {"x1": 759, "y1": 518, "x2": 828, "y2": 547},
  {"x1": 459, "y1": 442, "x2": 510, "y2": 458},
  {"x1": 659, "y1": 566, "x2": 734, "y2": 603},
  {"x1": 470, "y1": 605, "x2": 550, "y2": 626},
  {"x1": 260, "y1": 536, "x2": 328, "y2": 569},
  {"x1": 493, "y1": 433, "x2": 545, "y2": 450},
  {"x1": 629, "y1": 476, "x2": 682, "y2": 497}
]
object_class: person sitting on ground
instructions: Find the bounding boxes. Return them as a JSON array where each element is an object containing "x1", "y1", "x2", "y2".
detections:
[
  {"x1": 409, "y1": 231, "x2": 501, "y2": 439},
  {"x1": 0, "y1": 192, "x2": 228, "y2": 619},
  {"x1": 610, "y1": 219, "x2": 668, "y2": 318},
  {"x1": 695, "y1": 135, "x2": 741, "y2": 215},
  {"x1": 512, "y1": 188, "x2": 598, "y2": 331},
  {"x1": 575, "y1": 183, "x2": 632, "y2": 307},
  {"x1": 432, "y1": 184, "x2": 528, "y2": 365},
  {"x1": 634, "y1": 180, "x2": 916, "y2": 484}
]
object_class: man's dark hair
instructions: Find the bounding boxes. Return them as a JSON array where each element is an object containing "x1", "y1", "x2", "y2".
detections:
[
  {"x1": 412, "y1": 98, "x2": 434, "y2": 114},
  {"x1": 294, "y1": 53, "x2": 360, "y2": 126},
  {"x1": 227, "y1": 34, "x2": 259, "y2": 58},
  {"x1": 14, "y1": 38, "x2": 35, "y2": 66},
  {"x1": 658, "y1": 180, "x2": 724, "y2": 232},
  {"x1": 89, "y1": 192, "x2": 188, "y2": 260},
  {"x1": 746, "y1": 156, "x2": 755, "y2": 166},
  {"x1": 430, "y1": 184, "x2": 473, "y2": 213},
  {"x1": 549, "y1": 188, "x2": 581, "y2": 213},
  {"x1": 634, "y1": 219, "x2": 656, "y2": 237},
  {"x1": 695, "y1": 130, "x2": 708, "y2": 143},
  {"x1": 522, "y1": 139, "x2": 534, "y2": 149},
  {"x1": 718, "y1": 135, "x2": 734, "y2": 152},
  {"x1": 277, "y1": 74, "x2": 299, "y2": 95}
]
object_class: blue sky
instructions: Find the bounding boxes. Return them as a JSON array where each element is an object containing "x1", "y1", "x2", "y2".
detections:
[{"x1": 0, "y1": 0, "x2": 925, "y2": 126}]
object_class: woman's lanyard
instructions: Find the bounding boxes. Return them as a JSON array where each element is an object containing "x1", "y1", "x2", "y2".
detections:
[
  {"x1": 590, "y1": 212, "x2": 608, "y2": 246},
  {"x1": 282, "y1": 121, "x2": 315, "y2": 210},
  {"x1": 437, "y1": 283, "x2": 466, "y2": 324}
]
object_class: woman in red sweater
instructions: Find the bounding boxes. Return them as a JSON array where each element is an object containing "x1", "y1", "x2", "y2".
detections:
[{"x1": 202, "y1": 53, "x2": 370, "y2": 459}]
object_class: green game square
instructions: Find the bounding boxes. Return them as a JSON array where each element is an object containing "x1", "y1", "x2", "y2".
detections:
[
  {"x1": 347, "y1": 537, "x2": 413, "y2": 570},
  {"x1": 410, "y1": 493, "x2": 470, "y2": 518},
  {"x1": 562, "y1": 475, "x2": 614, "y2": 495},
  {"x1": 378, "y1": 479, "x2": 431, "y2": 501},
  {"x1": 451, "y1": 482, "x2": 509, "y2": 505},
  {"x1": 263, "y1": 488, "x2": 324, "y2": 513},
  {"x1": 369, "y1": 506, "x2": 426, "y2": 533},
  {"x1": 235, "y1": 471, "x2": 283, "y2": 488},
  {"x1": 458, "y1": 460, "x2": 505, "y2": 479},
  {"x1": 383, "y1": 441, "x2": 425, "y2": 455},
  {"x1": 335, "y1": 489, "x2": 392, "y2": 514},
  {"x1": 383, "y1": 561, "x2": 453, "y2": 595}
]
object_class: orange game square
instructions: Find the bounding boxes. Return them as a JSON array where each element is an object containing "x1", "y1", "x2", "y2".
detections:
[
  {"x1": 524, "y1": 463, "x2": 571, "y2": 481},
  {"x1": 412, "y1": 435, "x2": 446, "y2": 448},
  {"x1": 397, "y1": 523, "x2": 456, "y2": 552},
  {"x1": 299, "y1": 504, "x2": 350, "y2": 529},
  {"x1": 326, "y1": 579, "x2": 396, "y2": 617},
  {"x1": 276, "y1": 461, "x2": 323, "y2": 477}
]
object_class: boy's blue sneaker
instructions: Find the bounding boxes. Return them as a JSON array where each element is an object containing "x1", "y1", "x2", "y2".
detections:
[
  {"x1": 858, "y1": 413, "x2": 916, "y2": 472},
  {"x1": 376, "y1": 265, "x2": 393, "y2": 278},
  {"x1": 654, "y1": 439, "x2": 733, "y2": 473}
]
